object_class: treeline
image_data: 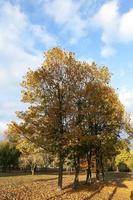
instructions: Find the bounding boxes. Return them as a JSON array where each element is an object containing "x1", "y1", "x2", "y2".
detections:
[
  {"x1": 0, "y1": 141, "x2": 20, "y2": 171},
  {"x1": 0, "y1": 139, "x2": 132, "y2": 175},
  {"x1": 7, "y1": 48, "x2": 133, "y2": 189},
  {"x1": 0, "y1": 140, "x2": 52, "y2": 174}
]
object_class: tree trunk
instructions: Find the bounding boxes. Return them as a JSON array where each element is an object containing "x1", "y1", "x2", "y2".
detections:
[
  {"x1": 58, "y1": 153, "x2": 64, "y2": 190},
  {"x1": 100, "y1": 152, "x2": 104, "y2": 181},
  {"x1": 96, "y1": 147, "x2": 100, "y2": 181},
  {"x1": 31, "y1": 167, "x2": 35, "y2": 175},
  {"x1": 86, "y1": 150, "x2": 92, "y2": 184},
  {"x1": 73, "y1": 154, "x2": 80, "y2": 189},
  {"x1": 116, "y1": 166, "x2": 119, "y2": 172}
]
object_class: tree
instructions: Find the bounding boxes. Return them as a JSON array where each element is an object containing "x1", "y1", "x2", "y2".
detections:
[
  {"x1": 8, "y1": 48, "x2": 110, "y2": 189},
  {"x1": 115, "y1": 139, "x2": 133, "y2": 172},
  {"x1": 0, "y1": 141, "x2": 20, "y2": 171},
  {"x1": 19, "y1": 153, "x2": 45, "y2": 175},
  {"x1": 83, "y1": 81, "x2": 128, "y2": 181},
  {"x1": 65, "y1": 64, "x2": 111, "y2": 187},
  {"x1": 7, "y1": 47, "x2": 133, "y2": 189},
  {"x1": 16, "y1": 138, "x2": 46, "y2": 175}
]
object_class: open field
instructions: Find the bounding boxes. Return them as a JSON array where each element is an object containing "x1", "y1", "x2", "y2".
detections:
[{"x1": 0, "y1": 172, "x2": 132, "y2": 200}]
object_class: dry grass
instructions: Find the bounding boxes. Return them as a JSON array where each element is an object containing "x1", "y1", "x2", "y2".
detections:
[{"x1": 0, "y1": 172, "x2": 132, "y2": 200}]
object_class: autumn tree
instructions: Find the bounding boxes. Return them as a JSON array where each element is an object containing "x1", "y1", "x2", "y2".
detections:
[
  {"x1": 115, "y1": 139, "x2": 133, "y2": 172},
  {"x1": 84, "y1": 81, "x2": 127, "y2": 181},
  {"x1": 16, "y1": 138, "x2": 46, "y2": 175},
  {"x1": 7, "y1": 47, "x2": 133, "y2": 189},
  {"x1": 7, "y1": 48, "x2": 96, "y2": 189},
  {"x1": 66, "y1": 64, "x2": 111, "y2": 187}
]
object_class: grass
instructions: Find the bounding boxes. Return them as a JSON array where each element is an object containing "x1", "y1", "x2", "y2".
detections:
[{"x1": 0, "y1": 172, "x2": 132, "y2": 200}]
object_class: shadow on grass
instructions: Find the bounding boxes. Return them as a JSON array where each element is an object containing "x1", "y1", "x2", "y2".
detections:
[
  {"x1": 0, "y1": 172, "x2": 132, "y2": 200},
  {"x1": 104, "y1": 179, "x2": 127, "y2": 200},
  {"x1": 130, "y1": 191, "x2": 133, "y2": 200},
  {"x1": 83, "y1": 185, "x2": 104, "y2": 200},
  {"x1": 108, "y1": 187, "x2": 117, "y2": 200},
  {"x1": 46, "y1": 181, "x2": 104, "y2": 200},
  {"x1": 46, "y1": 177, "x2": 130, "y2": 200},
  {"x1": 47, "y1": 191, "x2": 69, "y2": 200},
  {"x1": 105, "y1": 172, "x2": 133, "y2": 180}
]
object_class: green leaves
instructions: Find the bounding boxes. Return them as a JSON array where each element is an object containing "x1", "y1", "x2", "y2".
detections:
[{"x1": 0, "y1": 141, "x2": 20, "y2": 170}]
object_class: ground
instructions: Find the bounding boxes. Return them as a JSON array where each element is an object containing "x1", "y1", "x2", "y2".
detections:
[{"x1": 0, "y1": 172, "x2": 132, "y2": 200}]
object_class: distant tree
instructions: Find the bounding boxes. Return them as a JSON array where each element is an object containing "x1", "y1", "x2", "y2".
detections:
[
  {"x1": 19, "y1": 153, "x2": 44, "y2": 175},
  {"x1": 115, "y1": 140, "x2": 133, "y2": 171},
  {"x1": 0, "y1": 141, "x2": 20, "y2": 171},
  {"x1": 16, "y1": 138, "x2": 48, "y2": 175}
]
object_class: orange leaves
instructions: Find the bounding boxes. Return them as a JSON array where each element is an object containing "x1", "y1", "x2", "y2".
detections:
[
  {"x1": 6, "y1": 48, "x2": 133, "y2": 181},
  {"x1": 8, "y1": 48, "x2": 130, "y2": 150}
]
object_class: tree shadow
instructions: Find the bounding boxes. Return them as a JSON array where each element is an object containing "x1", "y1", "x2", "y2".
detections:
[
  {"x1": 47, "y1": 191, "x2": 68, "y2": 200},
  {"x1": 108, "y1": 187, "x2": 117, "y2": 200},
  {"x1": 43, "y1": 173, "x2": 132, "y2": 200},
  {"x1": 130, "y1": 191, "x2": 133, "y2": 200},
  {"x1": 107, "y1": 179, "x2": 128, "y2": 200},
  {"x1": 46, "y1": 181, "x2": 104, "y2": 200},
  {"x1": 105, "y1": 172, "x2": 133, "y2": 180},
  {"x1": 63, "y1": 179, "x2": 96, "y2": 190},
  {"x1": 83, "y1": 185, "x2": 104, "y2": 200}
]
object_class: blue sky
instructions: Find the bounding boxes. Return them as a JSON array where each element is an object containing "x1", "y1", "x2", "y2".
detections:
[{"x1": 0, "y1": 0, "x2": 133, "y2": 138}]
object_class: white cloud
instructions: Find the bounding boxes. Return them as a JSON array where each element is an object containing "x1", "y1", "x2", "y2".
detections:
[
  {"x1": 93, "y1": 0, "x2": 119, "y2": 44},
  {"x1": 119, "y1": 88, "x2": 133, "y2": 126},
  {"x1": 0, "y1": 1, "x2": 57, "y2": 86},
  {"x1": 92, "y1": 0, "x2": 133, "y2": 56},
  {"x1": 119, "y1": 9, "x2": 133, "y2": 42},
  {"x1": 0, "y1": 122, "x2": 7, "y2": 131},
  {"x1": 0, "y1": 1, "x2": 56, "y2": 73},
  {"x1": 43, "y1": 0, "x2": 88, "y2": 43},
  {"x1": 44, "y1": 0, "x2": 75, "y2": 24},
  {"x1": 101, "y1": 46, "x2": 116, "y2": 57},
  {"x1": 31, "y1": 24, "x2": 57, "y2": 47},
  {"x1": 0, "y1": 101, "x2": 25, "y2": 119},
  {"x1": 0, "y1": 1, "x2": 57, "y2": 136},
  {"x1": 0, "y1": 101, "x2": 27, "y2": 138},
  {"x1": 0, "y1": 121, "x2": 8, "y2": 139},
  {"x1": 119, "y1": 88, "x2": 133, "y2": 121},
  {"x1": 0, "y1": 1, "x2": 56, "y2": 49}
]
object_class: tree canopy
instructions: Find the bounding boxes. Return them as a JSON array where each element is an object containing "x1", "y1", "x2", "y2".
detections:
[{"x1": 7, "y1": 47, "x2": 133, "y2": 189}]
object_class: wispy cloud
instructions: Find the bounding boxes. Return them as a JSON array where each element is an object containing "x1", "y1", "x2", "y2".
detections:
[
  {"x1": 0, "y1": 1, "x2": 57, "y2": 83},
  {"x1": 92, "y1": 0, "x2": 133, "y2": 57},
  {"x1": 43, "y1": 0, "x2": 88, "y2": 43},
  {"x1": 119, "y1": 88, "x2": 133, "y2": 121},
  {"x1": 0, "y1": 1, "x2": 57, "y2": 135},
  {"x1": 101, "y1": 46, "x2": 116, "y2": 57},
  {"x1": 0, "y1": 121, "x2": 7, "y2": 139}
]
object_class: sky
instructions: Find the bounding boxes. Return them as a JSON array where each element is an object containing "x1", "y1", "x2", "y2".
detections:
[{"x1": 0, "y1": 0, "x2": 133, "y2": 139}]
